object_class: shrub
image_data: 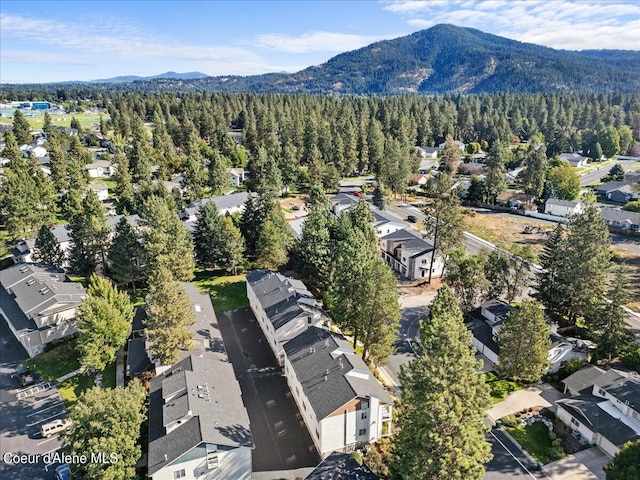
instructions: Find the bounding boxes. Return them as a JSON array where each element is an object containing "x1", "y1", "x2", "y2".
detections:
[
  {"x1": 552, "y1": 438, "x2": 562, "y2": 448},
  {"x1": 546, "y1": 446, "x2": 565, "y2": 461},
  {"x1": 501, "y1": 414, "x2": 519, "y2": 427},
  {"x1": 540, "y1": 408, "x2": 556, "y2": 420},
  {"x1": 548, "y1": 431, "x2": 557, "y2": 441}
]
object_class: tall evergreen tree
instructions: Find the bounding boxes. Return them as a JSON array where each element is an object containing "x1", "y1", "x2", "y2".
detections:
[
  {"x1": 113, "y1": 149, "x2": 135, "y2": 214},
  {"x1": 392, "y1": 285, "x2": 492, "y2": 480},
  {"x1": 12, "y1": 109, "x2": 32, "y2": 145},
  {"x1": 0, "y1": 156, "x2": 38, "y2": 237},
  {"x1": 193, "y1": 201, "x2": 225, "y2": 269},
  {"x1": 591, "y1": 270, "x2": 632, "y2": 361},
  {"x1": 239, "y1": 194, "x2": 264, "y2": 257},
  {"x1": 521, "y1": 144, "x2": 548, "y2": 197},
  {"x1": 145, "y1": 266, "x2": 195, "y2": 366},
  {"x1": 142, "y1": 196, "x2": 195, "y2": 281},
  {"x1": 33, "y1": 225, "x2": 66, "y2": 267},
  {"x1": 108, "y1": 217, "x2": 145, "y2": 291},
  {"x1": 484, "y1": 140, "x2": 508, "y2": 203},
  {"x1": 207, "y1": 151, "x2": 230, "y2": 195},
  {"x1": 1, "y1": 131, "x2": 21, "y2": 161},
  {"x1": 220, "y1": 216, "x2": 245, "y2": 275},
  {"x1": 68, "y1": 191, "x2": 110, "y2": 279},
  {"x1": 257, "y1": 198, "x2": 293, "y2": 270},
  {"x1": 439, "y1": 134, "x2": 461, "y2": 180},
  {"x1": 498, "y1": 300, "x2": 551, "y2": 382}
]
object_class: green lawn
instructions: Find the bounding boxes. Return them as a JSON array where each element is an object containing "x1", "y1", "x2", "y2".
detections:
[
  {"x1": 193, "y1": 271, "x2": 248, "y2": 312},
  {"x1": 0, "y1": 112, "x2": 109, "y2": 129},
  {"x1": 486, "y1": 371, "x2": 523, "y2": 403},
  {"x1": 24, "y1": 340, "x2": 81, "y2": 382},
  {"x1": 57, "y1": 373, "x2": 95, "y2": 407},
  {"x1": 505, "y1": 422, "x2": 557, "y2": 463}
]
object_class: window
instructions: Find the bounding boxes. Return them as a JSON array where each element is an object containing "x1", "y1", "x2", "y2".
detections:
[
  {"x1": 358, "y1": 428, "x2": 367, "y2": 436},
  {"x1": 307, "y1": 316, "x2": 312, "y2": 324},
  {"x1": 570, "y1": 417, "x2": 579, "y2": 427},
  {"x1": 316, "y1": 429, "x2": 320, "y2": 439},
  {"x1": 206, "y1": 445, "x2": 219, "y2": 469},
  {"x1": 174, "y1": 470, "x2": 186, "y2": 479},
  {"x1": 361, "y1": 412, "x2": 368, "y2": 420}
]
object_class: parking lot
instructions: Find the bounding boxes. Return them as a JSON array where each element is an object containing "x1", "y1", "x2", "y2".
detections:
[
  {"x1": 216, "y1": 308, "x2": 320, "y2": 472},
  {"x1": 0, "y1": 320, "x2": 66, "y2": 480}
]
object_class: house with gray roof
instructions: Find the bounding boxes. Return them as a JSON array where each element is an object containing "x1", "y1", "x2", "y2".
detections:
[
  {"x1": 601, "y1": 208, "x2": 640, "y2": 232},
  {"x1": 84, "y1": 159, "x2": 115, "y2": 179},
  {"x1": 560, "y1": 152, "x2": 589, "y2": 168},
  {"x1": 246, "y1": 270, "x2": 331, "y2": 365},
  {"x1": 12, "y1": 225, "x2": 71, "y2": 265},
  {"x1": 147, "y1": 352, "x2": 254, "y2": 480},
  {"x1": 0, "y1": 263, "x2": 86, "y2": 357},
  {"x1": 304, "y1": 451, "x2": 378, "y2": 480},
  {"x1": 328, "y1": 193, "x2": 406, "y2": 239},
  {"x1": 283, "y1": 327, "x2": 393, "y2": 458},
  {"x1": 379, "y1": 228, "x2": 443, "y2": 280},
  {"x1": 179, "y1": 192, "x2": 258, "y2": 232},
  {"x1": 556, "y1": 365, "x2": 640, "y2": 457},
  {"x1": 544, "y1": 198, "x2": 584, "y2": 218}
]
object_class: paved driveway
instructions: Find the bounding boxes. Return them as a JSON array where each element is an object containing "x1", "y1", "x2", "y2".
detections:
[
  {"x1": 487, "y1": 384, "x2": 564, "y2": 424},
  {"x1": 544, "y1": 447, "x2": 609, "y2": 480},
  {"x1": 216, "y1": 308, "x2": 320, "y2": 473},
  {"x1": 0, "y1": 319, "x2": 64, "y2": 480}
]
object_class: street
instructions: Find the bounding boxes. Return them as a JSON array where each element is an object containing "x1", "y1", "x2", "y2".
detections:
[
  {"x1": 485, "y1": 429, "x2": 546, "y2": 480},
  {"x1": 579, "y1": 159, "x2": 638, "y2": 187}
]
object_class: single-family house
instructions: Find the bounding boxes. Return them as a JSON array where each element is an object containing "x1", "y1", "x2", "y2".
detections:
[
  {"x1": 545, "y1": 198, "x2": 584, "y2": 218},
  {"x1": 180, "y1": 192, "x2": 258, "y2": 232},
  {"x1": 283, "y1": 327, "x2": 393, "y2": 458},
  {"x1": 304, "y1": 452, "x2": 379, "y2": 480},
  {"x1": 147, "y1": 352, "x2": 254, "y2": 480},
  {"x1": 89, "y1": 182, "x2": 109, "y2": 201},
  {"x1": 227, "y1": 168, "x2": 247, "y2": 187},
  {"x1": 560, "y1": 152, "x2": 589, "y2": 168},
  {"x1": 496, "y1": 191, "x2": 536, "y2": 209},
  {"x1": 438, "y1": 140, "x2": 465, "y2": 151},
  {"x1": 0, "y1": 263, "x2": 86, "y2": 357},
  {"x1": 246, "y1": 270, "x2": 330, "y2": 365},
  {"x1": 289, "y1": 217, "x2": 306, "y2": 241},
  {"x1": 595, "y1": 175, "x2": 640, "y2": 203},
  {"x1": 467, "y1": 299, "x2": 585, "y2": 372},
  {"x1": 84, "y1": 159, "x2": 115, "y2": 179},
  {"x1": 601, "y1": 208, "x2": 640, "y2": 232},
  {"x1": 407, "y1": 173, "x2": 429, "y2": 186},
  {"x1": 416, "y1": 146, "x2": 440, "y2": 159},
  {"x1": 379, "y1": 229, "x2": 444, "y2": 280},
  {"x1": 329, "y1": 193, "x2": 406, "y2": 238},
  {"x1": 12, "y1": 225, "x2": 71, "y2": 265},
  {"x1": 557, "y1": 366, "x2": 640, "y2": 457}
]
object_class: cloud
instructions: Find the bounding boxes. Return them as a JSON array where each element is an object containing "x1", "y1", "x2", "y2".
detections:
[
  {"x1": 253, "y1": 31, "x2": 397, "y2": 53},
  {"x1": 381, "y1": 0, "x2": 640, "y2": 50}
]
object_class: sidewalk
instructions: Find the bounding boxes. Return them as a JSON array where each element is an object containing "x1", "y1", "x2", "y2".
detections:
[
  {"x1": 55, "y1": 367, "x2": 83, "y2": 383},
  {"x1": 115, "y1": 346, "x2": 125, "y2": 387}
]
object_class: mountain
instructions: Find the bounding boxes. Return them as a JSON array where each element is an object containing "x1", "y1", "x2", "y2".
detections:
[
  {"x1": 177, "y1": 24, "x2": 636, "y2": 94},
  {"x1": 92, "y1": 71, "x2": 209, "y2": 83}
]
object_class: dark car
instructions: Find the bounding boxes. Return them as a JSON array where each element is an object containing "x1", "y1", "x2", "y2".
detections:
[
  {"x1": 406, "y1": 215, "x2": 418, "y2": 223},
  {"x1": 292, "y1": 205, "x2": 301, "y2": 211},
  {"x1": 11, "y1": 365, "x2": 35, "y2": 387}
]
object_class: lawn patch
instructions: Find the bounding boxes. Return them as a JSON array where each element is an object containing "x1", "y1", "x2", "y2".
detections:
[
  {"x1": 505, "y1": 421, "x2": 562, "y2": 464},
  {"x1": 24, "y1": 340, "x2": 81, "y2": 382},
  {"x1": 57, "y1": 373, "x2": 94, "y2": 406},
  {"x1": 485, "y1": 371, "x2": 523, "y2": 403},
  {"x1": 193, "y1": 271, "x2": 248, "y2": 312}
]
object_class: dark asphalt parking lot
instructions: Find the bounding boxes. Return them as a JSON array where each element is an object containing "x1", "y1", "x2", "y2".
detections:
[
  {"x1": 216, "y1": 307, "x2": 320, "y2": 472},
  {"x1": 0, "y1": 319, "x2": 66, "y2": 480}
]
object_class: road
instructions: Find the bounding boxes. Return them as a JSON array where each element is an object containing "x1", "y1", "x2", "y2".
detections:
[
  {"x1": 485, "y1": 429, "x2": 546, "y2": 480},
  {"x1": 579, "y1": 159, "x2": 638, "y2": 187}
]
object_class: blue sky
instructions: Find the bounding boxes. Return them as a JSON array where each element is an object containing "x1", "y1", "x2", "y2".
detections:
[{"x1": 1, "y1": 0, "x2": 639, "y2": 83}]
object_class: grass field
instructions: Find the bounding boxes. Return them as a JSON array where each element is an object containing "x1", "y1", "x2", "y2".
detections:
[
  {"x1": 90, "y1": 176, "x2": 118, "y2": 190},
  {"x1": 193, "y1": 271, "x2": 248, "y2": 312},
  {"x1": 0, "y1": 111, "x2": 109, "y2": 130},
  {"x1": 24, "y1": 340, "x2": 81, "y2": 382},
  {"x1": 505, "y1": 422, "x2": 558, "y2": 464},
  {"x1": 612, "y1": 247, "x2": 640, "y2": 310}
]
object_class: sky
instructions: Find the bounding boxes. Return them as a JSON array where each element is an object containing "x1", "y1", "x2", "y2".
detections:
[{"x1": 1, "y1": 0, "x2": 639, "y2": 84}]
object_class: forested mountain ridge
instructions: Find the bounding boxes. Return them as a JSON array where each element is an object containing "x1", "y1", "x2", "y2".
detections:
[{"x1": 2, "y1": 24, "x2": 639, "y2": 95}]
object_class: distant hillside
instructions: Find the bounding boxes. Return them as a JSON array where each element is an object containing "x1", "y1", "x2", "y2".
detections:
[{"x1": 92, "y1": 71, "x2": 209, "y2": 83}]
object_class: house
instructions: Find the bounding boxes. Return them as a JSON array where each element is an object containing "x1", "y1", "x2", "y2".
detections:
[
  {"x1": 304, "y1": 452, "x2": 379, "y2": 480},
  {"x1": 0, "y1": 263, "x2": 86, "y2": 357},
  {"x1": 283, "y1": 327, "x2": 393, "y2": 458},
  {"x1": 329, "y1": 193, "x2": 406, "y2": 238},
  {"x1": 601, "y1": 208, "x2": 640, "y2": 232},
  {"x1": 557, "y1": 366, "x2": 640, "y2": 457},
  {"x1": 246, "y1": 270, "x2": 330, "y2": 365},
  {"x1": 560, "y1": 152, "x2": 589, "y2": 168},
  {"x1": 467, "y1": 299, "x2": 586, "y2": 372},
  {"x1": 595, "y1": 175, "x2": 640, "y2": 203},
  {"x1": 180, "y1": 192, "x2": 258, "y2": 232},
  {"x1": 227, "y1": 168, "x2": 247, "y2": 187},
  {"x1": 544, "y1": 198, "x2": 584, "y2": 218},
  {"x1": 416, "y1": 146, "x2": 440, "y2": 159},
  {"x1": 147, "y1": 352, "x2": 254, "y2": 480},
  {"x1": 12, "y1": 225, "x2": 71, "y2": 264},
  {"x1": 88, "y1": 182, "x2": 109, "y2": 201},
  {"x1": 84, "y1": 159, "x2": 115, "y2": 179},
  {"x1": 379, "y1": 229, "x2": 444, "y2": 280},
  {"x1": 496, "y1": 191, "x2": 536, "y2": 209},
  {"x1": 406, "y1": 173, "x2": 429, "y2": 186},
  {"x1": 289, "y1": 217, "x2": 306, "y2": 241},
  {"x1": 607, "y1": 185, "x2": 635, "y2": 204},
  {"x1": 438, "y1": 140, "x2": 465, "y2": 151}
]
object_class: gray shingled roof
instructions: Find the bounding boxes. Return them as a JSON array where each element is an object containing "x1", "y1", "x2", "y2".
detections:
[
  {"x1": 305, "y1": 452, "x2": 379, "y2": 480},
  {"x1": 557, "y1": 395, "x2": 640, "y2": 448},
  {"x1": 467, "y1": 317, "x2": 499, "y2": 355},
  {"x1": 380, "y1": 228, "x2": 434, "y2": 250},
  {"x1": 148, "y1": 353, "x2": 253, "y2": 475},
  {"x1": 562, "y1": 365, "x2": 605, "y2": 395},
  {"x1": 283, "y1": 327, "x2": 391, "y2": 421},
  {"x1": 546, "y1": 198, "x2": 581, "y2": 208},
  {"x1": 601, "y1": 208, "x2": 640, "y2": 226},
  {"x1": 602, "y1": 379, "x2": 640, "y2": 412},
  {"x1": 127, "y1": 338, "x2": 152, "y2": 377},
  {"x1": 481, "y1": 299, "x2": 512, "y2": 319}
]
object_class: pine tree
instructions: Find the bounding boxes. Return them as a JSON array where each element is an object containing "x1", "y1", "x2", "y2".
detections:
[
  {"x1": 220, "y1": 216, "x2": 245, "y2": 275},
  {"x1": 68, "y1": 191, "x2": 110, "y2": 279},
  {"x1": 257, "y1": 198, "x2": 293, "y2": 270},
  {"x1": 207, "y1": 151, "x2": 230, "y2": 195},
  {"x1": 0, "y1": 156, "x2": 38, "y2": 237},
  {"x1": 239, "y1": 194, "x2": 264, "y2": 257},
  {"x1": 33, "y1": 225, "x2": 66, "y2": 266},
  {"x1": 372, "y1": 183, "x2": 385, "y2": 210},
  {"x1": 142, "y1": 196, "x2": 195, "y2": 281},
  {"x1": 108, "y1": 217, "x2": 145, "y2": 291},
  {"x1": 439, "y1": 134, "x2": 461, "y2": 179},
  {"x1": 484, "y1": 140, "x2": 508, "y2": 203},
  {"x1": 521, "y1": 144, "x2": 548, "y2": 197},
  {"x1": 605, "y1": 440, "x2": 640, "y2": 480},
  {"x1": 392, "y1": 285, "x2": 492, "y2": 480},
  {"x1": 498, "y1": 300, "x2": 552, "y2": 382},
  {"x1": 145, "y1": 266, "x2": 195, "y2": 366},
  {"x1": 113, "y1": 149, "x2": 135, "y2": 214},
  {"x1": 12, "y1": 109, "x2": 32, "y2": 145},
  {"x1": 591, "y1": 271, "x2": 632, "y2": 362},
  {"x1": 1, "y1": 131, "x2": 21, "y2": 161},
  {"x1": 182, "y1": 151, "x2": 206, "y2": 202},
  {"x1": 77, "y1": 275, "x2": 133, "y2": 372},
  {"x1": 537, "y1": 223, "x2": 568, "y2": 315},
  {"x1": 193, "y1": 201, "x2": 225, "y2": 269},
  {"x1": 444, "y1": 249, "x2": 490, "y2": 312}
]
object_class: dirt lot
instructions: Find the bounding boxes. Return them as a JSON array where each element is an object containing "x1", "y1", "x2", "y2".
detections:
[
  {"x1": 611, "y1": 247, "x2": 640, "y2": 310},
  {"x1": 462, "y1": 208, "x2": 554, "y2": 260}
]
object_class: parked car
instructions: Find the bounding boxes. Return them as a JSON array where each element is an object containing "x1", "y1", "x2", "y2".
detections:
[
  {"x1": 55, "y1": 464, "x2": 72, "y2": 480},
  {"x1": 42, "y1": 419, "x2": 73, "y2": 438},
  {"x1": 11, "y1": 365, "x2": 35, "y2": 387},
  {"x1": 292, "y1": 205, "x2": 301, "y2": 211},
  {"x1": 406, "y1": 215, "x2": 418, "y2": 223}
]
